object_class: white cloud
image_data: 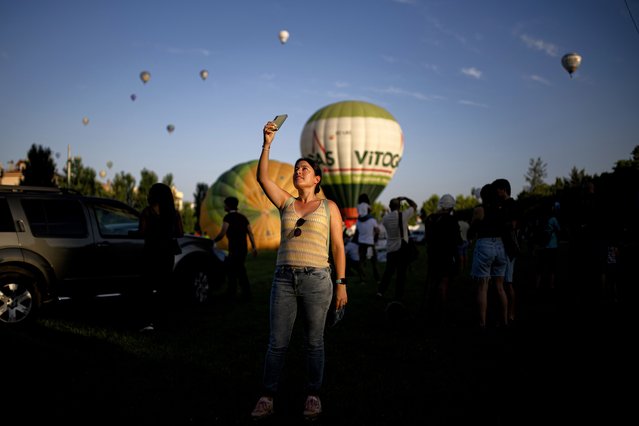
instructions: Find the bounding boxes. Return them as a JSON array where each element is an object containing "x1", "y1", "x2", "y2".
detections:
[
  {"x1": 461, "y1": 67, "x2": 482, "y2": 79},
  {"x1": 334, "y1": 81, "x2": 350, "y2": 88},
  {"x1": 381, "y1": 55, "x2": 398, "y2": 63},
  {"x1": 371, "y1": 85, "x2": 444, "y2": 101},
  {"x1": 422, "y1": 63, "x2": 440, "y2": 73},
  {"x1": 458, "y1": 99, "x2": 489, "y2": 108},
  {"x1": 165, "y1": 46, "x2": 212, "y2": 57},
  {"x1": 520, "y1": 34, "x2": 558, "y2": 57},
  {"x1": 528, "y1": 74, "x2": 551, "y2": 86}
]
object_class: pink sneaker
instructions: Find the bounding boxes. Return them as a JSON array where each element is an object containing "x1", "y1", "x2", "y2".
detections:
[
  {"x1": 251, "y1": 396, "x2": 274, "y2": 419},
  {"x1": 303, "y1": 395, "x2": 322, "y2": 419}
]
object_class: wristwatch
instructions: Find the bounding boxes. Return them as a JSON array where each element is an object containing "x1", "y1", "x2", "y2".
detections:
[{"x1": 335, "y1": 278, "x2": 347, "y2": 285}]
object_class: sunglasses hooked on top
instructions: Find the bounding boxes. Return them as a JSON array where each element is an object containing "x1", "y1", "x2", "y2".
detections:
[{"x1": 290, "y1": 217, "x2": 306, "y2": 238}]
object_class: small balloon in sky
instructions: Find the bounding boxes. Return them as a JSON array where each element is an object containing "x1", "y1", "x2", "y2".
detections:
[
  {"x1": 200, "y1": 69, "x2": 209, "y2": 81},
  {"x1": 106, "y1": 160, "x2": 113, "y2": 169},
  {"x1": 140, "y1": 70, "x2": 151, "y2": 84},
  {"x1": 99, "y1": 170, "x2": 106, "y2": 179},
  {"x1": 561, "y1": 53, "x2": 582, "y2": 78},
  {"x1": 130, "y1": 93, "x2": 137, "y2": 101},
  {"x1": 82, "y1": 116, "x2": 89, "y2": 126},
  {"x1": 166, "y1": 124, "x2": 175, "y2": 134},
  {"x1": 279, "y1": 30, "x2": 289, "y2": 44}
]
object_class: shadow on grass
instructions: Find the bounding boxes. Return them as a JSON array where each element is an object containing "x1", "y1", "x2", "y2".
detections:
[{"x1": 2, "y1": 248, "x2": 633, "y2": 425}]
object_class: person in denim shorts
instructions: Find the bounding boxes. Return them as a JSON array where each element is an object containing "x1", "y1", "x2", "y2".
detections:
[
  {"x1": 470, "y1": 183, "x2": 508, "y2": 329},
  {"x1": 251, "y1": 119, "x2": 347, "y2": 420}
]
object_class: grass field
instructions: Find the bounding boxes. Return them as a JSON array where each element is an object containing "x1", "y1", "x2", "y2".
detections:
[{"x1": 2, "y1": 245, "x2": 632, "y2": 425}]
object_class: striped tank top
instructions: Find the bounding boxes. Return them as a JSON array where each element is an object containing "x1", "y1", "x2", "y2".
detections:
[{"x1": 276, "y1": 197, "x2": 330, "y2": 268}]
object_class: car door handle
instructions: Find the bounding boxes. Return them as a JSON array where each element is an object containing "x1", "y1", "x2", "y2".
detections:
[{"x1": 16, "y1": 219, "x2": 25, "y2": 232}]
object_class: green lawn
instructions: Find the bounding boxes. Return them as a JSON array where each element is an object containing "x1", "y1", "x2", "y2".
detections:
[{"x1": 2, "y1": 246, "x2": 630, "y2": 425}]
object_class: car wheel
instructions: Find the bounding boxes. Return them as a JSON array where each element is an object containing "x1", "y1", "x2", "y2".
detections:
[
  {"x1": 177, "y1": 262, "x2": 223, "y2": 305},
  {"x1": 0, "y1": 270, "x2": 41, "y2": 325},
  {"x1": 188, "y1": 268, "x2": 211, "y2": 304}
]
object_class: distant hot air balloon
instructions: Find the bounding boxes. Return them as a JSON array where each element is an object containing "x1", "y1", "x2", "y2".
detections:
[
  {"x1": 82, "y1": 116, "x2": 90, "y2": 126},
  {"x1": 130, "y1": 94, "x2": 137, "y2": 101},
  {"x1": 106, "y1": 160, "x2": 113, "y2": 169},
  {"x1": 140, "y1": 70, "x2": 151, "y2": 84},
  {"x1": 561, "y1": 52, "x2": 582, "y2": 78},
  {"x1": 279, "y1": 30, "x2": 290, "y2": 44},
  {"x1": 166, "y1": 124, "x2": 175, "y2": 134},
  {"x1": 200, "y1": 159, "x2": 325, "y2": 250},
  {"x1": 99, "y1": 170, "x2": 107, "y2": 179},
  {"x1": 200, "y1": 69, "x2": 209, "y2": 81},
  {"x1": 300, "y1": 100, "x2": 404, "y2": 227}
]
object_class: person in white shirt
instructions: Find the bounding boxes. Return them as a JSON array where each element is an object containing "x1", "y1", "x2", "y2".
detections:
[{"x1": 377, "y1": 196, "x2": 417, "y2": 300}]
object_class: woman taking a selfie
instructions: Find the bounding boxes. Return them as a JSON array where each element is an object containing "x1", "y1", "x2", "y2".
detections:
[{"x1": 250, "y1": 118, "x2": 347, "y2": 421}]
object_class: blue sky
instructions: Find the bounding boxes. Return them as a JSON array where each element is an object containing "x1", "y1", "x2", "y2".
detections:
[{"x1": 2, "y1": 0, "x2": 638, "y2": 206}]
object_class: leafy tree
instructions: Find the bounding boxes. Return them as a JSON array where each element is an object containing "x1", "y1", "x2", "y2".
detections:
[
  {"x1": 370, "y1": 201, "x2": 387, "y2": 222},
  {"x1": 60, "y1": 157, "x2": 104, "y2": 196},
  {"x1": 454, "y1": 194, "x2": 479, "y2": 211},
  {"x1": 419, "y1": 193, "x2": 477, "y2": 219},
  {"x1": 181, "y1": 201, "x2": 196, "y2": 234},
  {"x1": 568, "y1": 166, "x2": 589, "y2": 187},
  {"x1": 193, "y1": 182, "x2": 209, "y2": 233},
  {"x1": 613, "y1": 144, "x2": 639, "y2": 171},
  {"x1": 162, "y1": 173, "x2": 174, "y2": 188},
  {"x1": 136, "y1": 168, "x2": 159, "y2": 210},
  {"x1": 21, "y1": 144, "x2": 57, "y2": 187},
  {"x1": 421, "y1": 195, "x2": 439, "y2": 217},
  {"x1": 525, "y1": 157, "x2": 548, "y2": 193},
  {"x1": 111, "y1": 171, "x2": 137, "y2": 206}
]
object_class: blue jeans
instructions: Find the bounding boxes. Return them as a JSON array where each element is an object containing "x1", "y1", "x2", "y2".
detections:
[{"x1": 262, "y1": 266, "x2": 333, "y2": 395}]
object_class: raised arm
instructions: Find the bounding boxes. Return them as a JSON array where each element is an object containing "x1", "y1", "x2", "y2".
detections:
[
  {"x1": 257, "y1": 121, "x2": 292, "y2": 209},
  {"x1": 404, "y1": 197, "x2": 418, "y2": 212}
]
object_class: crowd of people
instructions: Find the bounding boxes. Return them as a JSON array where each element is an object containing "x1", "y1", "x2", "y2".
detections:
[{"x1": 136, "y1": 120, "x2": 629, "y2": 421}]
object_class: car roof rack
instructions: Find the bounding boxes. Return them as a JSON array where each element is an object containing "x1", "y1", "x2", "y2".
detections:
[{"x1": 0, "y1": 185, "x2": 82, "y2": 195}]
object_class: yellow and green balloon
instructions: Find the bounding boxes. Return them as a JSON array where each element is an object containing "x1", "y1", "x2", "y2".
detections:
[{"x1": 300, "y1": 100, "x2": 404, "y2": 226}]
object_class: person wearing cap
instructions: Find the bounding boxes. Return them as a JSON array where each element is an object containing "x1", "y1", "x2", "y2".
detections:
[{"x1": 421, "y1": 194, "x2": 462, "y2": 327}]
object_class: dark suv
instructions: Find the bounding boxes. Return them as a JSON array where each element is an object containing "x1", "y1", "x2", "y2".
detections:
[{"x1": 0, "y1": 185, "x2": 225, "y2": 325}]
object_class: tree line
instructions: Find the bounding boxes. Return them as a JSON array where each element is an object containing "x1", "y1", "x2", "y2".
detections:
[{"x1": 7, "y1": 143, "x2": 639, "y2": 239}]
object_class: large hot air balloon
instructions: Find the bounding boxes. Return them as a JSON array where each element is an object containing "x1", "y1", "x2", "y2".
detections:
[
  {"x1": 82, "y1": 116, "x2": 89, "y2": 126},
  {"x1": 279, "y1": 30, "x2": 289, "y2": 44},
  {"x1": 200, "y1": 69, "x2": 209, "y2": 81},
  {"x1": 300, "y1": 100, "x2": 404, "y2": 226},
  {"x1": 200, "y1": 159, "x2": 325, "y2": 250},
  {"x1": 561, "y1": 52, "x2": 582, "y2": 78},
  {"x1": 140, "y1": 70, "x2": 151, "y2": 84},
  {"x1": 166, "y1": 124, "x2": 175, "y2": 134}
]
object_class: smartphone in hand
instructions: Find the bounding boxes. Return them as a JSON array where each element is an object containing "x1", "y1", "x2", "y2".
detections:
[{"x1": 273, "y1": 114, "x2": 288, "y2": 130}]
